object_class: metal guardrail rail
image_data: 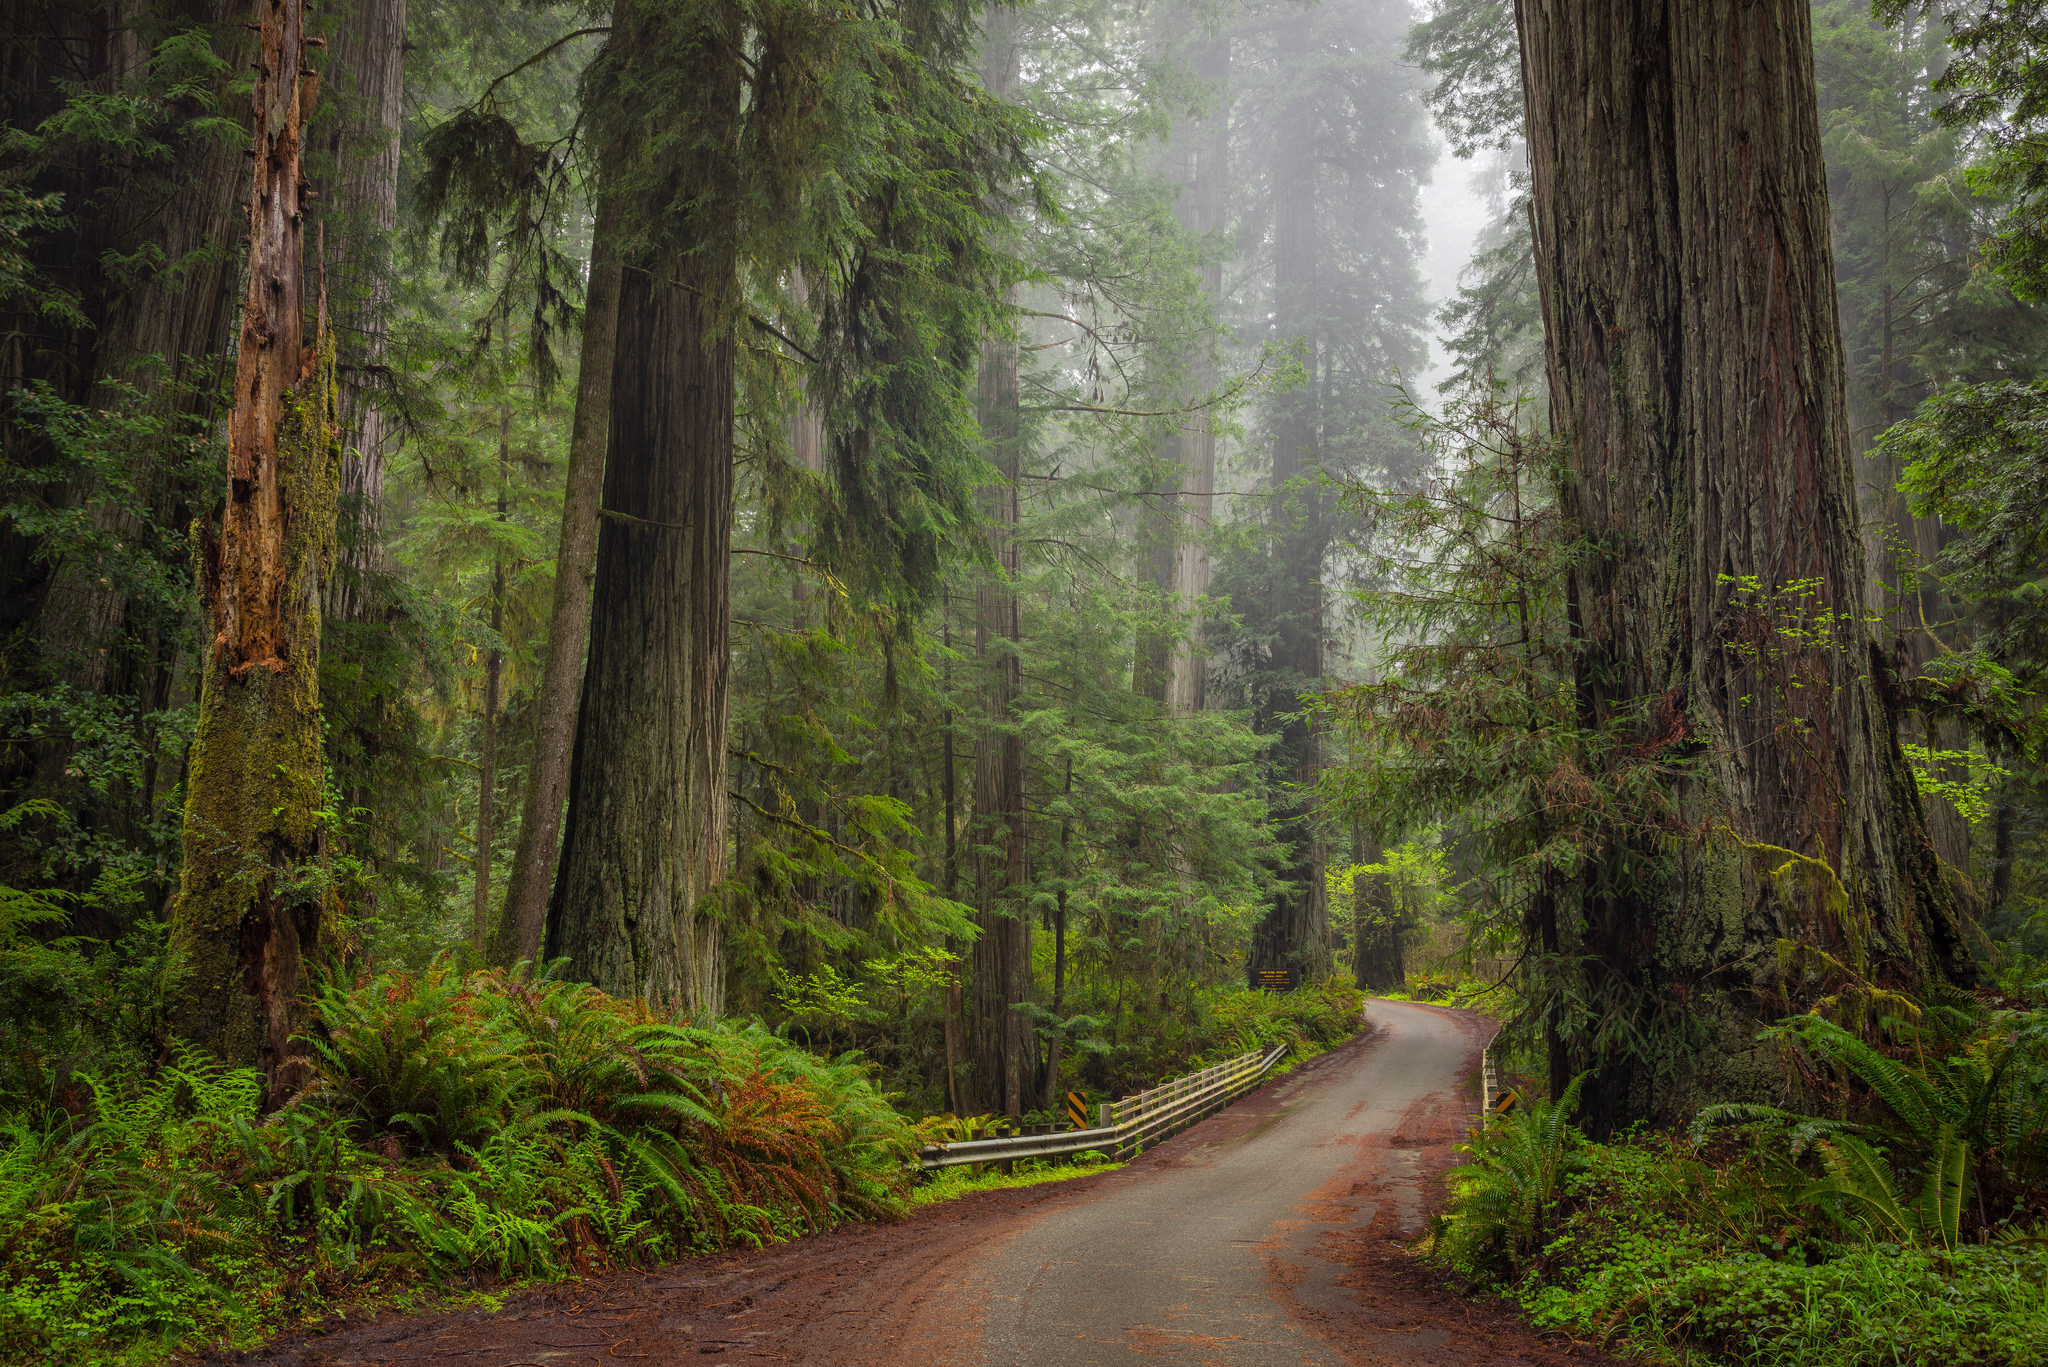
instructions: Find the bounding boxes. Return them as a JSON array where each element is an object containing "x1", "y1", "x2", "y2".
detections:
[{"x1": 915, "y1": 1043, "x2": 1289, "y2": 1170}]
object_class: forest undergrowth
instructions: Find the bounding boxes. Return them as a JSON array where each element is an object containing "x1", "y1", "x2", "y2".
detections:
[
  {"x1": 0, "y1": 960, "x2": 920, "y2": 1362},
  {"x1": 0, "y1": 916, "x2": 1362, "y2": 1365},
  {"x1": 1432, "y1": 989, "x2": 2048, "y2": 1367}
]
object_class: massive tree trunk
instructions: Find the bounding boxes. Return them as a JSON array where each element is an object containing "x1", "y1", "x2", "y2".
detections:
[
  {"x1": 495, "y1": 193, "x2": 621, "y2": 966},
  {"x1": 1516, "y1": 0, "x2": 1969, "y2": 1131},
  {"x1": 311, "y1": 0, "x2": 404, "y2": 625},
  {"x1": 1248, "y1": 27, "x2": 1330, "y2": 988},
  {"x1": 171, "y1": 0, "x2": 338, "y2": 1096},
  {"x1": 544, "y1": 250, "x2": 732, "y2": 1014}
]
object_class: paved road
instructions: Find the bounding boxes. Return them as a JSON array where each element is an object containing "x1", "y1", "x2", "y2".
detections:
[
  {"x1": 241, "y1": 1001, "x2": 1606, "y2": 1367},
  {"x1": 929, "y1": 999, "x2": 1484, "y2": 1365}
]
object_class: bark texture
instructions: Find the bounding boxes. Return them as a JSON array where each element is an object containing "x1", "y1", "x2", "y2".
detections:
[
  {"x1": 1516, "y1": 0, "x2": 1969, "y2": 1128},
  {"x1": 311, "y1": 0, "x2": 405, "y2": 624},
  {"x1": 539, "y1": 0, "x2": 743, "y2": 1013},
  {"x1": 495, "y1": 195, "x2": 622, "y2": 965},
  {"x1": 171, "y1": 0, "x2": 338, "y2": 1095},
  {"x1": 544, "y1": 253, "x2": 733, "y2": 1014}
]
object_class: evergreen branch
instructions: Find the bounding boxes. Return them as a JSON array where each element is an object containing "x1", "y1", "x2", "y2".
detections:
[
  {"x1": 478, "y1": 28, "x2": 611, "y2": 109},
  {"x1": 748, "y1": 314, "x2": 819, "y2": 365}
]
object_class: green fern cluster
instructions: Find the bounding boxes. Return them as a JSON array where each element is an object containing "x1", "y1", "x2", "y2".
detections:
[
  {"x1": 1433, "y1": 1072, "x2": 1589, "y2": 1275},
  {"x1": 0, "y1": 961, "x2": 917, "y2": 1363},
  {"x1": 1433, "y1": 994, "x2": 2048, "y2": 1365}
]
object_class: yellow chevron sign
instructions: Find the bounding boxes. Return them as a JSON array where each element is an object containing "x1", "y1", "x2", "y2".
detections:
[{"x1": 1066, "y1": 1090, "x2": 1089, "y2": 1129}]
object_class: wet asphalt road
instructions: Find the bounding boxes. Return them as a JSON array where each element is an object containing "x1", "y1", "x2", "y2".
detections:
[{"x1": 947, "y1": 999, "x2": 1482, "y2": 1365}]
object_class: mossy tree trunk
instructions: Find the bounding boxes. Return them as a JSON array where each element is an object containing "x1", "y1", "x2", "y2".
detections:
[
  {"x1": 171, "y1": 0, "x2": 338, "y2": 1098},
  {"x1": 1515, "y1": 0, "x2": 1970, "y2": 1132}
]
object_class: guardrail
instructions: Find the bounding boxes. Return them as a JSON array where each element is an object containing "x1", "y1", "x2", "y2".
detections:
[
  {"x1": 915, "y1": 1043, "x2": 1289, "y2": 1170},
  {"x1": 1480, "y1": 1040, "x2": 1501, "y2": 1120}
]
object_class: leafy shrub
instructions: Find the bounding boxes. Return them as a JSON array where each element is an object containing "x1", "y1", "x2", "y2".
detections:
[
  {"x1": 0, "y1": 961, "x2": 917, "y2": 1363},
  {"x1": 1196, "y1": 977, "x2": 1367, "y2": 1062}
]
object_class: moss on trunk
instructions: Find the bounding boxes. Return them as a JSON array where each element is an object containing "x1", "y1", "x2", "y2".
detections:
[
  {"x1": 170, "y1": 0, "x2": 338, "y2": 1096},
  {"x1": 172, "y1": 338, "x2": 339, "y2": 1083}
]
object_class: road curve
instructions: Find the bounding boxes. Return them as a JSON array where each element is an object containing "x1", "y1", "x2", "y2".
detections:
[
  {"x1": 233, "y1": 1001, "x2": 1611, "y2": 1367},
  {"x1": 969, "y1": 998, "x2": 1478, "y2": 1363}
]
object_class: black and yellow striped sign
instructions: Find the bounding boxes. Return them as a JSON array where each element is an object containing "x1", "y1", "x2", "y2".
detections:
[
  {"x1": 1066, "y1": 1090, "x2": 1090, "y2": 1129},
  {"x1": 1492, "y1": 1088, "x2": 1519, "y2": 1117}
]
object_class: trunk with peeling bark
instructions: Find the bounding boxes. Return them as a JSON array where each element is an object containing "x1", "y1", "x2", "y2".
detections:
[
  {"x1": 1515, "y1": 0, "x2": 1969, "y2": 1131},
  {"x1": 171, "y1": 0, "x2": 338, "y2": 1095}
]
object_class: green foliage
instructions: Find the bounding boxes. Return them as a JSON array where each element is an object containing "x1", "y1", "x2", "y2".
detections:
[
  {"x1": 1434, "y1": 1072, "x2": 1588, "y2": 1276},
  {"x1": 1435, "y1": 994, "x2": 2048, "y2": 1365},
  {"x1": 0, "y1": 963, "x2": 917, "y2": 1362},
  {"x1": 1517, "y1": 1146, "x2": 2048, "y2": 1367},
  {"x1": 1886, "y1": 380, "x2": 2048, "y2": 671},
  {"x1": 1196, "y1": 978, "x2": 1367, "y2": 1064}
]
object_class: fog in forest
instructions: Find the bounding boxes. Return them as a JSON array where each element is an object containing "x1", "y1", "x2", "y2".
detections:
[{"x1": 5, "y1": 0, "x2": 2048, "y2": 1358}]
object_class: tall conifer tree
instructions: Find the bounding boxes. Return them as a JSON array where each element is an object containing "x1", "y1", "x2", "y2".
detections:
[{"x1": 1517, "y1": 0, "x2": 1970, "y2": 1131}]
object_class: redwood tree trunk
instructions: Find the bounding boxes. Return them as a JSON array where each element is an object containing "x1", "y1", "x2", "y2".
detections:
[
  {"x1": 545, "y1": 253, "x2": 733, "y2": 1013},
  {"x1": 494, "y1": 192, "x2": 622, "y2": 966},
  {"x1": 1516, "y1": 0, "x2": 1968, "y2": 1130},
  {"x1": 171, "y1": 0, "x2": 338, "y2": 1096},
  {"x1": 312, "y1": 0, "x2": 405, "y2": 624},
  {"x1": 1136, "y1": 30, "x2": 1225, "y2": 715}
]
